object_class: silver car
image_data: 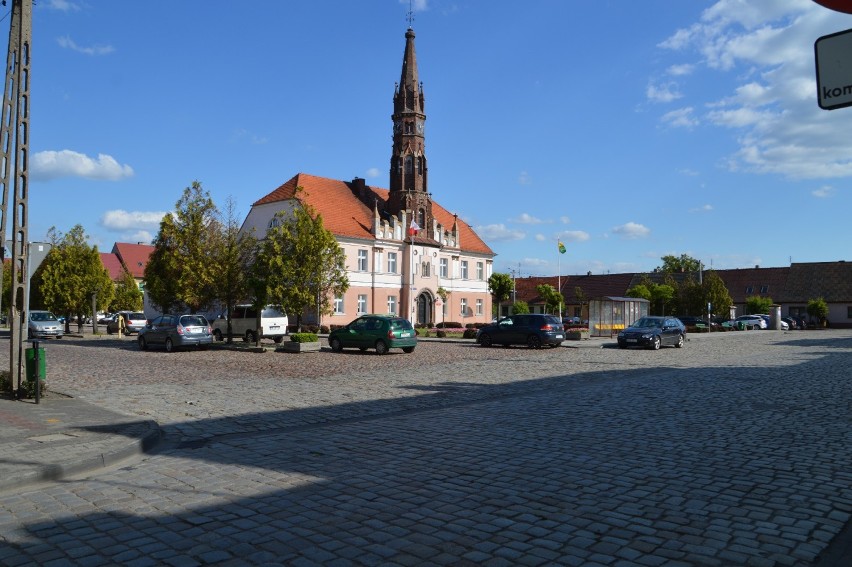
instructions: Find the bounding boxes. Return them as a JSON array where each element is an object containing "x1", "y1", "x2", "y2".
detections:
[
  {"x1": 138, "y1": 314, "x2": 213, "y2": 352},
  {"x1": 28, "y1": 310, "x2": 64, "y2": 339}
]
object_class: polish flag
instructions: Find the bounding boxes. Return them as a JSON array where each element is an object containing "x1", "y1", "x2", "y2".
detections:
[{"x1": 408, "y1": 220, "x2": 420, "y2": 237}]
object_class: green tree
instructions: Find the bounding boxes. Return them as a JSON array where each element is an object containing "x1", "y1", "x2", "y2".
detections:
[
  {"x1": 650, "y1": 282, "x2": 675, "y2": 315},
  {"x1": 657, "y1": 254, "x2": 702, "y2": 274},
  {"x1": 109, "y1": 269, "x2": 144, "y2": 313},
  {"x1": 745, "y1": 295, "x2": 773, "y2": 315},
  {"x1": 32, "y1": 225, "x2": 114, "y2": 330},
  {"x1": 535, "y1": 283, "x2": 563, "y2": 315},
  {"x1": 211, "y1": 197, "x2": 259, "y2": 343},
  {"x1": 703, "y1": 270, "x2": 733, "y2": 320},
  {"x1": 487, "y1": 273, "x2": 513, "y2": 317},
  {"x1": 145, "y1": 181, "x2": 220, "y2": 313},
  {"x1": 512, "y1": 300, "x2": 530, "y2": 314},
  {"x1": 807, "y1": 297, "x2": 828, "y2": 325},
  {"x1": 258, "y1": 203, "x2": 349, "y2": 334},
  {"x1": 625, "y1": 284, "x2": 651, "y2": 301}
]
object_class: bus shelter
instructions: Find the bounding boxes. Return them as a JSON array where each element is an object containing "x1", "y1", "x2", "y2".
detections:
[{"x1": 588, "y1": 297, "x2": 650, "y2": 338}]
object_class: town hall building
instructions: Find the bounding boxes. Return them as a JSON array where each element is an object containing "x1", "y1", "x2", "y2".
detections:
[{"x1": 239, "y1": 27, "x2": 495, "y2": 328}]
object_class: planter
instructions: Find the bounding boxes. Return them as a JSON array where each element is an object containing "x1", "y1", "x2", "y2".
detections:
[
  {"x1": 276, "y1": 341, "x2": 321, "y2": 353},
  {"x1": 565, "y1": 330, "x2": 590, "y2": 341}
]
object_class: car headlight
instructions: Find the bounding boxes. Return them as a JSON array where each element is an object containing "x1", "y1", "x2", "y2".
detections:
[
  {"x1": 617, "y1": 332, "x2": 625, "y2": 338},
  {"x1": 642, "y1": 333, "x2": 653, "y2": 339}
]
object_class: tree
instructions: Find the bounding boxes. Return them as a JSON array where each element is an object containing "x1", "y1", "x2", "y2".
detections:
[
  {"x1": 31, "y1": 225, "x2": 114, "y2": 331},
  {"x1": 745, "y1": 295, "x2": 773, "y2": 315},
  {"x1": 487, "y1": 273, "x2": 513, "y2": 317},
  {"x1": 145, "y1": 181, "x2": 220, "y2": 313},
  {"x1": 109, "y1": 269, "x2": 144, "y2": 313},
  {"x1": 807, "y1": 297, "x2": 828, "y2": 325},
  {"x1": 536, "y1": 284, "x2": 563, "y2": 315},
  {"x1": 625, "y1": 284, "x2": 651, "y2": 301},
  {"x1": 512, "y1": 300, "x2": 530, "y2": 314},
  {"x1": 703, "y1": 270, "x2": 733, "y2": 320},
  {"x1": 650, "y1": 282, "x2": 675, "y2": 315},
  {"x1": 258, "y1": 202, "x2": 349, "y2": 334},
  {"x1": 657, "y1": 254, "x2": 702, "y2": 274},
  {"x1": 211, "y1": 197, "x2": 258, "y2": 343}
]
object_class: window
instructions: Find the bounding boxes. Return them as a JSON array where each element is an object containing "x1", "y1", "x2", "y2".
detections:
[
  {"x1": 440, "y1": 258, "x2": 448, "y2": 278},
  {"x1": 387, "y1": 296, "x2": 397, "y2": 315},
  {"x1": 388, "y1": 252, "x2": 397, "y2": 274},
  {"x1": 461, "y1": 261, "x2": 469, "y2": 279},
  {"x1": 334, "y1": 296, "x2": 344, "y2": 315},
  {"x1": 760, "y1": 285, "x2": 769, "y2": 294},
  {"x1": 460, "y1": 298, "x2": 467, "y2": 317},
  {"x1": 358, "y1": 250, "x2": 368, "y2": 271},
  {"x1": 268, "y1": 218, "x2": 279, "y2": 229},
  {"x1": 476, "y1": 262, "x2": 484, "y2": 281},
  {"x1": 745, "y1": 286, "x2": 753, "y2": 294},
  {"x1": 405, "y1": 156, "x2": 414, "y2": 174},
  {"x1": 421, "y1": 261, "x2": 430, "y2": 277},
  {"x1": 476, "y1": 299, "x2": 483, "y2": 315},
  {"x1": 357, "y1": 295, "x2": 367, "y2": 314}
]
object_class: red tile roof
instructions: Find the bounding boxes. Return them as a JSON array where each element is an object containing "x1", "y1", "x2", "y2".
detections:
[
  {"x1": 99, "y1": 253, "x2": 125, "y2": 281},
  {"x1": 112, "y1": 242, "x2": 155, "y2": 279},
  {"x1": 253, "y1": 173, "x2": 493, "y2": 255}
]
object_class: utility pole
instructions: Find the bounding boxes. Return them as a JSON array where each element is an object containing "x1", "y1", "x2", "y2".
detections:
[{"x1": 0, "y1": 0, "x2": 32, "y2": 394}]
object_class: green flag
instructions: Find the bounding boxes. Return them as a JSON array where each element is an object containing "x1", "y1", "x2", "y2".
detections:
[{"x1": 558, "y1": 241, "x2": 566, "y2": 254}]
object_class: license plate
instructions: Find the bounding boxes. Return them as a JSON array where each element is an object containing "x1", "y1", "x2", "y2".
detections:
[
  {"x1": 626, "y1": 338, "x2": 637, "y2": 343},
  {"x1": 186, "y1": 328, "x2": 196, "y2": 334},
  {"x1": 555, "y1": 334, "x2": 563, "y2": 339},
  {"x1": 400, "y1": 332, "x2": 411, "y2": 337},
  {"x1": 270, "y1": 325, "x2": 279, "y2": 330}
]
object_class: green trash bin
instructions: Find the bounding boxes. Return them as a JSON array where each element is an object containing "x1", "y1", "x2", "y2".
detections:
[
  {"x1": 737, "y1": 321, "x2": 746, "y2": 331},
  {"x1": 25, "y1": 347, "x2": 46, "y2": 382}
]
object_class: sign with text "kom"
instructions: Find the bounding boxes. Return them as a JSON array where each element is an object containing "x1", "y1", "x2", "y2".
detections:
[{"x1": 815, "y1": 28, "x2": 852, "y2": 110}]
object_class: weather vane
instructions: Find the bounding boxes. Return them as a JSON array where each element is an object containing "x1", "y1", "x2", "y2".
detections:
[{"x1": 406, "y1": 0, "x2": 415, "y2": 27}]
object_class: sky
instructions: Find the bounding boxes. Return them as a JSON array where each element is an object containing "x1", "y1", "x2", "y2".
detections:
[{"x1": 4, "y1": 0, "x2": 852, "y2": 278}]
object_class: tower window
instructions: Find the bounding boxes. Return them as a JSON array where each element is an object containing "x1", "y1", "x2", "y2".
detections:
[
  {"x1": 405, "y1": 156, "x2": 414, "y2": 174},
  {"x1": 405, "y1": 122, "x2": 413, "y2": 134}
]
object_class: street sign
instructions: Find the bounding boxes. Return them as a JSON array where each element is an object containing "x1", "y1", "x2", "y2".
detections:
[
  {"x1": 815, "y1": 28, "x2": 852, "y2": 110},
  {"x1": 812, "y1": 0, "x2": 852, "y2": 14}
]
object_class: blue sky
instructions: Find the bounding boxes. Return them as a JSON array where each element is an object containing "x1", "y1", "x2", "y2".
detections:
[{"x1": 6, "y1": 0, "x2": 852, "y2": 277}]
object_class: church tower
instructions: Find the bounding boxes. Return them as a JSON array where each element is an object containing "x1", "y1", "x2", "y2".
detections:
[{"x1": 387, "y1": 27, "x2": 433, "y2": 231}]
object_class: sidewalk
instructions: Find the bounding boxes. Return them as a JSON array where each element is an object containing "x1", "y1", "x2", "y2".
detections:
[{"x1": 0, "y1": 392, "x2": 161, "y2": 493}]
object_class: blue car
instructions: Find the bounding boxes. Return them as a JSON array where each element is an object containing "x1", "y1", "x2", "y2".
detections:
[{"x1": 617, "y1": 316, "x2": 686, "y2": 350}]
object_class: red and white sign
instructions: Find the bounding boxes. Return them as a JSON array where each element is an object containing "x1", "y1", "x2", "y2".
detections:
[{"x1": 812, "y1": 0, "x2": 852, "y2": 14}]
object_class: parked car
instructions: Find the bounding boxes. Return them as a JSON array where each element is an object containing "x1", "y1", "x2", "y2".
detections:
[
  {"x1": 328, "y1": 314, "x2": 416, "y2": 354},
  {"x1": 782, "y1": 316, "x2": 799, "y2": 330},
  {"x1": 28, "y1": 310, "x2": 64, "y2": 339},
  {"x1": 476, "y1": 314, "x2": 564, "y2": 349},
  {"x1": 137, "y1": 314, "x2": 213, "y2": 352},
  {"x1": 97, "y1": 312, "x2": 114, "y2": 325},
  {"x1": 677, "y1": 316, "x2": 710, "y2": 328},
  {"x1": 735, "y1": 315, "x2": 767, "y2": 330},
  {"x1": 212, "y1": 304, "x2": 288, "y2": 343},
  {"x1": 617, "y1": 316, "x2": 685, "y2": 350},
  {"x1": 106, "y1": 311, "x2": 147, "y2": 335}
]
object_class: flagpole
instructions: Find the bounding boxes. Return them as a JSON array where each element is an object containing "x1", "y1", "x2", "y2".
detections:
[{"x1": 558, "y1": 237, "x2": 561, "y2": 320}]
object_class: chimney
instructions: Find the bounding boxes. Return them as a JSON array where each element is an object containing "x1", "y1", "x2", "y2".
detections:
[{"x1": 352, "y1": 177, "x2": 367, "y2": 201}]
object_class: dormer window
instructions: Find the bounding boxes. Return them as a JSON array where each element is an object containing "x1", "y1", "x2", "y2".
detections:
[
  {"x1": 760, "y1": 285, "x2": 769, "y2": 294},
  {"x1": 745, "y1": 286, "x2": 753, "y2": 294}
]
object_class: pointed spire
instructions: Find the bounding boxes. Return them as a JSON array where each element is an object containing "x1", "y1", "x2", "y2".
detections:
[{"x1": 396, "y1": 28, "x2": 424, "y2": 113}]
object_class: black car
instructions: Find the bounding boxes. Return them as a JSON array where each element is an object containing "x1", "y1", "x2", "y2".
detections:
[
  {"x1": 476, "y1": 314, "x2": 565, "y2": 349},
  {"x1": 617, "y1": 316, "x2": 686, "y2": 350}
]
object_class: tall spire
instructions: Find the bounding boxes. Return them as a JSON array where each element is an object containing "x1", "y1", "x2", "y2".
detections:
[{"x1": 396, "y1": 28, "x2": 422, "y2": 115}]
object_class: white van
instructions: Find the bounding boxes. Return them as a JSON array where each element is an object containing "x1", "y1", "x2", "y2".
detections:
[{"x1": 212, "y1": 305, "x2": 289, "y2": 343}]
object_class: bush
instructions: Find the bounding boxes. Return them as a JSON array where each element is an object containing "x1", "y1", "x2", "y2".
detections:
[
  {"x1": 463, "y1": 328, "x2": 478, "y2": 339},
  {"x1": 465, "y1": 323, "x2": 476, "y2": 329},
  {"x1": 437, "y1": 321, "x2": 461, "y2": 329},
  {"x1": 290, "y1": 332, "x2": 318, "y2": 343},
  {"x1": 319, "y1": 325, "x2": 329, "y2": 334},
  {"x1": 436, "y1": 330, "x2": 446, "y2": 338}
]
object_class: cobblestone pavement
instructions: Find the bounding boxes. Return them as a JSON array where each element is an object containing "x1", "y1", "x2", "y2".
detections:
[{"x1": 0, "y1": 330, "x2": 850, "y2": 566}]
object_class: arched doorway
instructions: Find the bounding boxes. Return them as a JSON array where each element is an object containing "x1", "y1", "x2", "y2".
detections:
[{"x1": 416, "y1": 292, "x2": 434, "y2": 326}]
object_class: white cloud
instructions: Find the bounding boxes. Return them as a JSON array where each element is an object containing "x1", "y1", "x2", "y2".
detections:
[
  {"x1": 661, "y1": 107, "x2": 699, "y2": 128},
  {"x1": 560, "y1": 216, "x2": 571, "y2": 224},
  {"x1": 233, "y1": 128, "x2": 268, "y2": 145},
  {"x1": 365, "y1": 168, "x2": 381, "y2": 178},
  {"x1": 667, "y1": 63, "x2": 695, "y2": 76},
  {"x1": 127, "y1": 231, "x2": 155, "y2": 245},
  {"x1": 535, "y1": 234, "x2": 546, "y2": 241},
  {"x1": 647, "y1": 82, "x2": 682, "y2": 103},
  {"x1": 101, "y1": 210, "x2": 167, "y2": 231},
  {"x1": 689, "y1": 204, "x2": 714, "y2": 212},
  {"x1": 512, "y1": 213, "x2": 545, "y2": 224},
  {"x1": 31, "y1": 150, "x2": 134, "y2": 181},
  {"x1": 473, "y1": 224, "x2": 525, "y2": 242},
  {"x1": 612, "y1": 222, "x2": 651, "y2": 239},
  {"x1": 56, "y1": 35, "x2": 114, "y2": 56},
  {"x1": 518, "y1": 171, "x2": 532, "y2": 185},
  {"x1": 45, "y1": 0, "x2": 81, "y2": 11},
  {"x1": 560, "y1": 230, "x2": 590, "y2": 243},
  {"x1": 812, "y1": 185, "x2": 834, "y2": 198}
]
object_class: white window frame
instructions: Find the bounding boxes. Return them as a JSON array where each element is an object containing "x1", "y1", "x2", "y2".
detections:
[
  {"x1": 357, "y1": 294, "x2": 367, "y2": 314},
  {"x1": 477, "y1": 262, "x2": 484, "y2": 281},
  {"x1": 387, "y1": 295, "x2": 397, "y2": 315},
  {"x1": 461, "y1": 261, "x2": 469, "y2": 280},
  {"x1": 476, "y1": 299, "x2": 483, "y2": 315},
  {"x1": 440, "y1": 258, "x2": 448, "y2": 278},
  {"x1": 460, "y1": 298, "x2": 467, "y2": 318},
  {"x1": 388, "y1": 252, "x2": 397, "y2": 274},
  {"x1": 334, "y1": 295, "x2": 344, "y2": 315},
  {"x1": 357, "y1": 250, "x2": 368, "y2": 272}
]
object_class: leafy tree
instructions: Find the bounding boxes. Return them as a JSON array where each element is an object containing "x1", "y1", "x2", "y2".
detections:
[
  {"x1": 807, "y1": 297, "x2": 828, "y2": 325},
  {"x1": 512, "y1": 300, "x2": 529, "y2": 314},
  {"x1": 745, "y1": 295, "x2": 773, "y2": 315},
  {"x1": 258, "y1": 202, "x2": 349, "y2": 334},
  {"x1": 145, "y1": 181, "x2": 220, "y2": 313},
  {"x1": 487, "y1": 273, "x2": 513, "y2": 317},
  {"x1": 31, "y1": 225, "x2": 114, "y2": 330},
  {"x1": 657, "y1": 254, "x2": 702, "y2": 274},
  {"x1": 574, "y1": 286, "x2": 588, "y2": 320},
  {"x1": 109, "y1": 269, "x2": 144, "y2": 313},
  {"x1": 535, "y1": 283, "x2": 563, "y2": 315},
  {"x1": 703, "y1": 270, "x2": 733, "y2": 319},
  {"x1": 650, "y1": 282, "x2": 675, "y2": 315},
  {"x1": 625, "y1": 284, "x2": 651, "y2": 301},
  {"x1": 211, "y1": 197, "x2": 258, "y2": 343}
]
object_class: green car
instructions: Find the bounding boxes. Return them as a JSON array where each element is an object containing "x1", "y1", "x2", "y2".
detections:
[{"x1": 328, "y1": 314, "x2": 417, "y2": 354}]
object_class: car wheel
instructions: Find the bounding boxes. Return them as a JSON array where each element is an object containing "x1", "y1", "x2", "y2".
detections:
[
  {"x1": 527, "y1": 335, "x2": 542, "y2": 349},
  {"x1": 138, "y1": 336, "x2": 147, "y2": 351},
  {"x1": 651, "y1": 336, "x2": 661, "y2": 350},
  {"x1": 402, "y1": 346, "x2": 415, "y2": 353},
  {"x1": 676, "y1": 334, "x2": 684, "y2": 348},
  {"x1": 245, "y1": 330, "x2": 256, "y2": 343},
  {"x1": 479, "y1": 333, "x2": 492, "y2": 347},
  {"x1": 330, "y1": 337, "x2": 343, "y2": 352},
  {"x1": 375, "y1": 340, "x2": 388, "y2": 355},
  {"x1": 165, "y1": 338, "x2": 174, "y2": 353},
  {"x1": 273, "y1": 336, "x2": 283, "y2": 344},
  {"x1": 213, "y1": 329, "x2": 223, "y2": 341}
]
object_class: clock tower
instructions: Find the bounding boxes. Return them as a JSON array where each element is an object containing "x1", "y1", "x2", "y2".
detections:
[{"x1": 387, "y1": 27, "x2": 432, "y2": 231}]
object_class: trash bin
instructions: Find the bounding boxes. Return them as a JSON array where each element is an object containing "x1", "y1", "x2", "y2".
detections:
[
  {"x1": 25, "y1": 347, "x2": 46, "y2": 382},
  {"x1": 737, "y1": 321, "x2": 746, "y2": 331}
]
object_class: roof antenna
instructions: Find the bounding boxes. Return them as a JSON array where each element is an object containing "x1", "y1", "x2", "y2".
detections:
[{"x1": 406, "y1": 0, "x2": 415, "y2": 28}]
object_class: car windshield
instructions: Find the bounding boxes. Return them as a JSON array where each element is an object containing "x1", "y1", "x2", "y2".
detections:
[
  {"x1": 632, "y1": 318, "x2": 662, "y2": 328},
  {"x1": 262, "y1": 306, "x2": 286, "y2": 318},
  {"x1": 128, "y1": 313, "x2": 145, "y2": 320},
  {"x1": 180, "y1": 315, "x2": 208, "y2": 327},
  {"x1": 31, "y1": 312, "x2": 57, "y2": 322},
  {"x1": 390, "y1": 318, "x2": 413, "y2": 331}
]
